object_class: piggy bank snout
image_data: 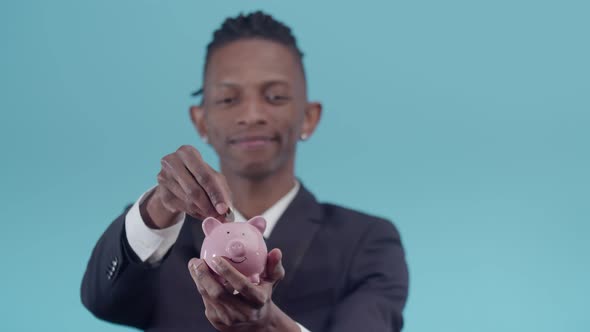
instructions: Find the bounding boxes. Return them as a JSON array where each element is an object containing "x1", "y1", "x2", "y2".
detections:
[{"x1": 227, "y1": 239, "x2": 246, "y2": 257}]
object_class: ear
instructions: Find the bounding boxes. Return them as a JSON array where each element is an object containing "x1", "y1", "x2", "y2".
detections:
[
  {"x1": 301, "y1": 102, "x2": 322, "y2": 140},
  {"x1": 190, "y1": 105, "x2": 208, "y2": 141},
  {"x1": 202, "y1": 217, "x2": 222, "y2": 236},
  {"x1": 247, "y1": 216, "x2": 267, "y2": 235}
]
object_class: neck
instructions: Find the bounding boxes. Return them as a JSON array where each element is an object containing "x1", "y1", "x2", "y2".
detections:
[{"x1": 221, "y1": 162, "x2": 296, "y2": 219}]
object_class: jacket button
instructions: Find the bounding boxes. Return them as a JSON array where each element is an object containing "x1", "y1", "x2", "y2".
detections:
[{"x1": 106, "y1": 256, "x2": 119, "y2": 280}]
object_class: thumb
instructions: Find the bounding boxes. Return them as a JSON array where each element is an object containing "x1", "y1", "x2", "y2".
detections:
[{"x1": 264, "y1": 248, "x2": 285, "y2": 284}]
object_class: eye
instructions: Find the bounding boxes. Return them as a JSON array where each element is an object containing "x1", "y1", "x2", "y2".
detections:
[
  {"x1": 216, "y1": 97, "x2": 236, "y2": 105},
  {"x1": 242, "y1": 232, "x2": 245, "y2": 236},
  {"x1": 226, "y1": 231, "x2": 230, "y2": 234},
  {"x1": 266, "y1": 94, "x2": 290, "y2": 105}
]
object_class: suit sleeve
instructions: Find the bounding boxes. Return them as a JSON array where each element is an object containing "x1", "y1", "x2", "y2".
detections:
[
  {"x1": 80, "y1": 205, "x2": 161, "y2": 329},
  {"x1": 327, "y1": 219, "x2": 409, "y2": 332}
]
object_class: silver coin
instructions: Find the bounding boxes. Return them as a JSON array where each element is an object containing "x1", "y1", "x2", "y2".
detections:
[{"x1": 225, "y1": 207, "x2": 235, "y2": 222}]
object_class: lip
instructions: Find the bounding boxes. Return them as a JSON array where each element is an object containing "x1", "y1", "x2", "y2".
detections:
[
  {"x1": 228, "y1": 135, "x2": 278, "y2": 149},
  {"x1": 228, "y1": 257, "x2": 247, "y2": 264}
]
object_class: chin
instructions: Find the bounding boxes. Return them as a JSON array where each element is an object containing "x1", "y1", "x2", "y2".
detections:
[{"x1": 236, "y1": 162, "x2": 277, "y2": 180}]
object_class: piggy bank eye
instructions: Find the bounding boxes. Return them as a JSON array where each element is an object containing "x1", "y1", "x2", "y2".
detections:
[
  {"x1": 226, "y1": 231, "x2": 230, "y2": 234},
  {"x1": 242, "y1": 232, "x2": 245, "y2": 236}
]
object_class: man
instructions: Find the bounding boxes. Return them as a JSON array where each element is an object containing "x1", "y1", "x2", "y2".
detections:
[{"x1": 81, "y1": 11, "x2": 409, "y2": 332}]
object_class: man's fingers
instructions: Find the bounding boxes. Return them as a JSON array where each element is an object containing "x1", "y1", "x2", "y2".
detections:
[
  {"x1": 189, "y1": 257, "x2": 273, "y2": 328},
  {"x1": 160, "y1": 179, "x2": 209, "y2": 219},
  {"x1": 217, "y1": 177, "x2": 235, "y2": 222},
  {"x1": 177, "y1": 145, "x2": 232, "y2": 217},
  {"x1": 264, "y1": 248, "x2": 285, "y2": 285},
  {"x1": 161, "y1": 154, "x2": 218, "y2": 217},
  {"x1": 188, "y1": 258, "x2": 226, "y2": 300},
  {"x1": 204, "y1": 303, "x2": 231, "y2": 328},
  {"x1": 209, "y1": 303, "x2": 233, "y2": 327},
  {"x1": 212, "y1": 257, "x2": 267, "y2": 308},
  {"x1": 189, "y1": 258, "x2": 255, "y2": 324},
  {"x1": 159, "y1": 145, "x2": 234, "y2": 221},
  {"x1": 161, "y1": 153, "x2": 199, "y2": 197},
  {"x1": 157, "y1": 175, "x2": 201, "y2": 217}
]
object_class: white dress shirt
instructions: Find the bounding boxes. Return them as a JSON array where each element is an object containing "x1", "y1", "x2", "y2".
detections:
[{"x1": 124, "y1": 181, "x2": 310, "y2": 332}]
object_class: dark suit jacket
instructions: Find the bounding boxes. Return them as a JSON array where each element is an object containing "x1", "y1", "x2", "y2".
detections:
[{"x1": 81, "y1": 184, "x2": 409, "y2": 331}]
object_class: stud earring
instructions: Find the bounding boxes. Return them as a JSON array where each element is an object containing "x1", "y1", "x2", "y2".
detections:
[
  {"x1": 300, "y1": 133, "x2": 308, "y2": 141},
  {"x1": 201, "y1": 135, "x2": 208, "y2": 144}
]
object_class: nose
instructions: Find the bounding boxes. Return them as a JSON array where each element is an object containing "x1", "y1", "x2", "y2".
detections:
[
  {"x1": 227, "y1": 240, "x2": 246, "y2": 257},
  {"x1": 236, "y1": 97, "x2": 267, "y2": 126}
]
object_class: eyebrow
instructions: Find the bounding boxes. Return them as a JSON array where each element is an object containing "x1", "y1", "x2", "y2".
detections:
[
  {"x1": 190, "y1": 82, "x2": 237, "y2": 97},
  {"x1": 191, "y1": 80, "x2": 290, "y2": 97},
  {"x1": 191, "y1": 88, "x2": 203, "y2": 97}
]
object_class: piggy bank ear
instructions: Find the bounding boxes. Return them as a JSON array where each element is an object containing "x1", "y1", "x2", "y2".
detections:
[
  {"x1": 202, "y1": 217, "x2": 222, "y2": 236},
  {"x1": 247, "y1": 216, "x2": 266, "y2": 235}
]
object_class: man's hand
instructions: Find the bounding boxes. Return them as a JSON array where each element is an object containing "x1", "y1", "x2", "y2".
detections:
[
  {"x1": 188, "y1": 249, "x2": 300, "y2": 332},
  {"x1": 141, "y1": 145, "x2": 233, "y2": 229}
]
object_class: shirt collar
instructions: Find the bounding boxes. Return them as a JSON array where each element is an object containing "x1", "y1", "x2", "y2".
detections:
[{"x1": 233, "y1": 181, "x2": 301, "y2": 238}]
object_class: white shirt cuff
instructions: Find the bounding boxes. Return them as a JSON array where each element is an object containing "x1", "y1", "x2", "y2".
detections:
[
  {"x1": 124, "y1": 187, "x2": 185, "y2": 264},
  {"x1": 296, "y1": 322, "x2": 311, "y2": 332}
]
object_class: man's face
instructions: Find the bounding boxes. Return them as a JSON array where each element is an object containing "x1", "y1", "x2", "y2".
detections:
[{"x1": 192, "y1": 39, "x2": 319, "y2": 179}]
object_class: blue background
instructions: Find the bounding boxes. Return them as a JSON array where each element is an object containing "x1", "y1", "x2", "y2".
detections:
[{"x1": 1, "y1": 1, "x2": 588, "y2": 331}]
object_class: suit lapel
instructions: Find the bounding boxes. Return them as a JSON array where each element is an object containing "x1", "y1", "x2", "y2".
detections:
[{"x1": 266, "y1": 184, "x2": 324, "y2": 296}]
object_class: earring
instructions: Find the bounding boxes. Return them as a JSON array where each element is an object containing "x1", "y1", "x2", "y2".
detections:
[
  {"x1": 300, "y1": 133, "x2": 308, "y2": 141},
  {"x1": 201, "y1": 135, "x2": 208, "y2": 144}
]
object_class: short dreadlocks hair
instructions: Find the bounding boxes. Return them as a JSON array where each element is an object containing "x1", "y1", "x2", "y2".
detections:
[{"x1": 192, "y1": 11, "x2": 305, "y2": 96}]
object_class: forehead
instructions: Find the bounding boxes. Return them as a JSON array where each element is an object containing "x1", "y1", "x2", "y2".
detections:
[{"x1": 205, "y1": 39, "x2": 303, "y2": 87}]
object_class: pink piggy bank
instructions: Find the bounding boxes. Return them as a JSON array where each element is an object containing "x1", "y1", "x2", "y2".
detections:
[{"x1": 200, "y1": 216, "x2": 268, "y2": 284}]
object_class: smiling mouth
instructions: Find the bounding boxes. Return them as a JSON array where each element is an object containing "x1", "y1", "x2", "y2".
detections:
[
  {"x1": 228, "y1": 257, "x2": 247, "y2": 264},
  {"x1": 229, "y1": 136, "x2": 278, "y2": 145}
]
